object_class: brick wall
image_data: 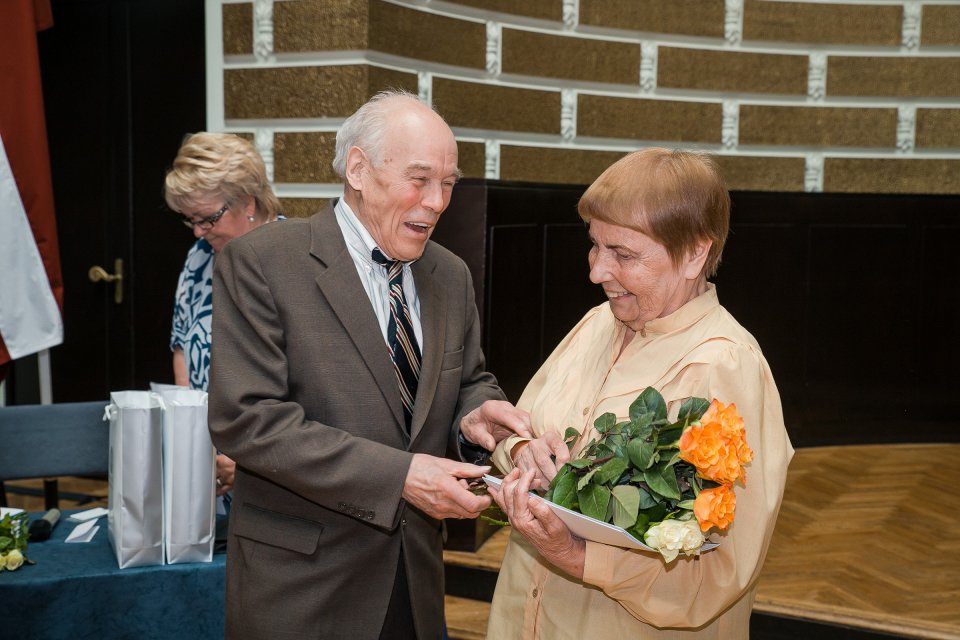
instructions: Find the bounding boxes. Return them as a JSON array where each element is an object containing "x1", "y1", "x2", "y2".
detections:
[{"x1": 208, "y1": 0, "x2": 960, "y2": 214}]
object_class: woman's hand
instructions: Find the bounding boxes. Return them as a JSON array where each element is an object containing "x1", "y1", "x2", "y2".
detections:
[
  {"x1": 511, "y1": 432, "x2": 571, "y2": 492},
  {"x1": 216, "y1": 454, "x2": 236, "y2": 496},
  {"x1": 488, "y1": 468, "x2": 585, "y2": 579}
]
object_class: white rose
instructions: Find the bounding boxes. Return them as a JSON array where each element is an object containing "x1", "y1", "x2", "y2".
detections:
[
  {"x1": 678, "y1": 519, "x2": 706, "y2": 556},
  {"x1": 4, "y1": 549, "x2": 24, "y2": 571},
  {"x1": 644, "y1": 519, "x2": 705, "y2": 563}
]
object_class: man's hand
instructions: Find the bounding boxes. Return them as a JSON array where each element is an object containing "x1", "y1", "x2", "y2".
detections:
[
  {"x1": 511, "y1": 432, "x2": 570, "y2": 491},
  {"x1": 401, "y1": 453, "x2": 492, "y2": 520},
  {"x1": 459, "y1": 400, "x2": 533, "y2": 451}
]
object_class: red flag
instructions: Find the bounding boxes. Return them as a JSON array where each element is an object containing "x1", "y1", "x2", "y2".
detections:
[{"x1": 0, "y1": 0, "x2": 64, "y2": 371}]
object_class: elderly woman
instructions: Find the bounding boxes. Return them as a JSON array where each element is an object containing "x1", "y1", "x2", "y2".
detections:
[
  {"x1": 164, "y1": 132, "x2": 282, "y2": 495},
  {"x1": 486, "y1": 149, "x2": 794, "y2": 638}
]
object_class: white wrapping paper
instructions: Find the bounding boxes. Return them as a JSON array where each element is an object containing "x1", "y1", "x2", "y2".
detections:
[
  {"x1": 106, "y1": 391, "x2": 164, "y2": 568},
  {"x1": 159, "y1": 389, "x2": 216, "y2": 564}
]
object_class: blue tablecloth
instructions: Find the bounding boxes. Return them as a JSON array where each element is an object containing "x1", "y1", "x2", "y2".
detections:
[{"x1": 0, "y1": 511, "x2": 226, "y2": 639}]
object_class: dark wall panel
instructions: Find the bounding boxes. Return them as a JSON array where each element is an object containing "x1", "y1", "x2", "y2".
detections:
[
  {"x1": 435, "y1": 181, "x2": 960, "y2": 446},
  {"x1": 920, "y1": 225, "x2": 960, "y2": 389},
  {"x1": 485, "y1": 225, "x2": 542, "y2": 401},
  {"x1": 715, "y1": 223, "x2": 807, "y2": 387},
  {"x1": 541, "y1": 224, "x2": 596, "y2": 356}
]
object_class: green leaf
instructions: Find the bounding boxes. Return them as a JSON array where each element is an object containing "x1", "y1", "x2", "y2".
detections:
[
  {"x1": 593, "y1": 412, "x2": 617, "y2": 434},
  {"x1": 0, "y1": 536, "x2": 11, "y2": 552},
  {"x1": 578, "y1": 483, "x2": 611, "y2": 521},
  {"x1": 642, "y1": 502, "x2": 668, "y2": 524},
  {"x1": 634, "y1": 411, "x2": 655, "y2": 430},
  {"x1": 661, "y1": 451, "x2": 682, "y2": 468},
  {"x1": 626, "y1": 436, "x2": 656, "y2": 470},
  {"x1": 677, "y1": 499, "x2": 695, "y2": 510},
  {"x1": 581, "y1": 438, "x2": 599, "y2": 457},
  {"x1": 597, "y1": 442, "x2": 617, "y2": 458},
  {"x1": 626, "y1": 512, "x2": 651, "y2": 541},
  {"x1": 563, "y1": 427, "x2": 580, "y2": 449},
  {"x1": 643, "y1": 461, "x2": 681, "y2": 500},
  {"x1": 577, "y1": 467, "x2": 600, "y2": 491},
  {"x1": 611, "y1": 485, "x2": 641, "y2": 529},
  {"x1": 657, "y1": 425, "x2": 684, "y2": 446},
  {"x1": 677, "y1": 396, "x2": 711, "y2": 425},
  {"x1": 630, "y1": 387, "x2": 667, "y2": 422},
  {"x1": 636, "y1": 485, "x2": 659, "y2": 509},
  {"x1": 594, "y1": 457, "x2": 628, "y2": 486},
  {"x1": 569, "y1": 458, "x2": 593, "y2": 469},
  {"x1": 546, "y1": 464, "x2": 571, "y2": 500},
  {"x1": 551, "y1": 468, "x2": 578, "y2": 508}
]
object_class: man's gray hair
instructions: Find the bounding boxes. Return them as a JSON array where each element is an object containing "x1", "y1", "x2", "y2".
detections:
[{"x1": 331, "y1": 89, "x2": 429, "y2": 178}]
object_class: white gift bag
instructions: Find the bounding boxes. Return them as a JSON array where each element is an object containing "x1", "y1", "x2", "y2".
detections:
[
  {"x1": 159, "y1": 389, "x2": 216, "y2": 564},
  {"x1": 106, "y1": 391, "x2": 164, "y2": 568},
  {"x1": 149, "y1": 381, "x2": 185, "y2": 393}
]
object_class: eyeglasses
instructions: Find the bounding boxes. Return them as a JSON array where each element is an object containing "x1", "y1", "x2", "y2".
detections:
[{"x1": 181, "y1": 203, "x2": 229, "y2": 230}]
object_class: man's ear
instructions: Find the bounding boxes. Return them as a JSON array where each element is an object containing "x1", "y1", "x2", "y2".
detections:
[
  {"x1": 683, "y1": 239, "x2": 712, "y2": 279},
  {"x1": 344, "y1": 146, "x2": 367, "y2": 191}
]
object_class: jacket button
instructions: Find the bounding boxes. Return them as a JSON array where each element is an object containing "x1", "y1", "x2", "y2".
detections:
[
  {"x1": 366, "y1": 512, "x2": 375, "y2": 520},
  {"x1": 532, "y1": 588, "x2": 538, "y2": 598},
  {"x1": 401, "y1": 518, "x2": 407, "y2": 526}
]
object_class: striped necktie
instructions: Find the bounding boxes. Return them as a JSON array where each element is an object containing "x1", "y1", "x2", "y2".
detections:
[{"x1": 371, "y1": 248, "x2": 421, "y2": 432}]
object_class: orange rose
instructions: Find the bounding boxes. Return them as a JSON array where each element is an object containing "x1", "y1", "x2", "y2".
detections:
[
  {"x1": 705, "y1": 401, "x2": 753, "y2": 463},
  {"x1": 693, "y1": 485, "x2": 736, "y2": 532},
  {"x1": 679, "y1": 401, "x2": 752, "y2": 484}
]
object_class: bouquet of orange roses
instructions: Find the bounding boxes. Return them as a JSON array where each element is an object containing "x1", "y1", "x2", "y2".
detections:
[{"x1": 544, "y1": 387, "x2": 752, "y2": 562}]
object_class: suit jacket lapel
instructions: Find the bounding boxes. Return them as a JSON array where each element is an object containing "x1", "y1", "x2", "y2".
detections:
[
  {"x1": 308, "y1": 206, "x2": 406, "y2": 431},
  {"x1": 409, "y1": 246, "x2": 445, "y2": 444}
]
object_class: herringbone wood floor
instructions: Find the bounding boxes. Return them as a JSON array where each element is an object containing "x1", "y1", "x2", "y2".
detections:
[
  {"x1": 754, "y1": 443, "x2": 960, "y2": 640},
  {"x1": 7, "y1": 444, "x2": 959, "y2": 639}
]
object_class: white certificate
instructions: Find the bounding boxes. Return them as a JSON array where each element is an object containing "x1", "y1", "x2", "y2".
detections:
[{"x1": 483, "y1": 474, "x2": 720, "y2": 553}]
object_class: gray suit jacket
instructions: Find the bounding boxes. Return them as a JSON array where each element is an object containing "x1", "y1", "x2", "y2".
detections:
[{"x1": 208, "y1": 205, "x2": 504, "y2": 639}]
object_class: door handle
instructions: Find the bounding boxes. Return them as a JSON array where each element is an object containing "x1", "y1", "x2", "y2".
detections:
[{"x1": 88, "y1": 258, "x2": 124, "y2": 304}]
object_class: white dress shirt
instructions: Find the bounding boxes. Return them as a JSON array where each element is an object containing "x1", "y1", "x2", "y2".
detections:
[{"x1": 333, "y1": 198, "x2": 424, "y2": 349}]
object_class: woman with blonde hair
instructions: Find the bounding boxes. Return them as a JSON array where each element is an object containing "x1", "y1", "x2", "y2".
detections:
[{"x1": 165, "y1": 132, "x2": 282, "y2": 495}]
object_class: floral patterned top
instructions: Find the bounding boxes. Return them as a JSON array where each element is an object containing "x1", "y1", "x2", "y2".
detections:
[{"x1": 170, "y1": 238, "x2": 215, "y2": 390}]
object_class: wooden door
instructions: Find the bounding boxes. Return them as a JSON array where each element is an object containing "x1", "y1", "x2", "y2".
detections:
[{"x1": 37, "y1": 0, "x2": 205, "y2": 401}]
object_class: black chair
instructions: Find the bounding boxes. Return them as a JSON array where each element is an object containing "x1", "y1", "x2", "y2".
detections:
[{"x1": 0, "y1": 401, "x2": 109, "y2": 510}]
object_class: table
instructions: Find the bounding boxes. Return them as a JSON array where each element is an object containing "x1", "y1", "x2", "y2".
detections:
[{"x1": 0, "y1": 511, "x2": 226, "y2": 639}]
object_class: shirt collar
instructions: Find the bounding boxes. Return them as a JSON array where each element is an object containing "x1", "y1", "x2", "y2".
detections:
[
  {"x1": 642, "y1": 282, "x2": 718, "y2": 336},
  {"x1": 334, "y1": 198, "x2": 378, "y2": 267}
]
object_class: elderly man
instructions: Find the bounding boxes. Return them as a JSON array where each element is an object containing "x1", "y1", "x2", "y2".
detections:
[{"x1": 208, "y1": 91, "x2": 531, "y2": 639}]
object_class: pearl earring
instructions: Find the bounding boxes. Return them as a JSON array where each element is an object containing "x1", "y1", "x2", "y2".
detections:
[{"x1": 248, "y1": 215, "x2": 255, "y2": 222}]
